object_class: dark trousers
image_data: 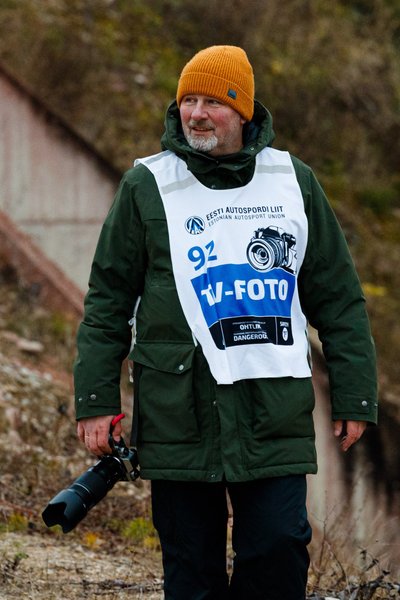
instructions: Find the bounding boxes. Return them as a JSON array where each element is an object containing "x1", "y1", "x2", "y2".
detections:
[{"x1": 151, "y1": 475, "x2": 311, "y2": 600}]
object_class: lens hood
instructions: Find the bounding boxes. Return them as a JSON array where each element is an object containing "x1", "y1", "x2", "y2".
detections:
[{"x1": 42, "y1": 455, "x2": 126, "y2": 533}]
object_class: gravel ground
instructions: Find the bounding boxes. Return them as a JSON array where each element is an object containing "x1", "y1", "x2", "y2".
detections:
[{"x1": 0, "y1": 532, "x2": 163, "y2": 600}]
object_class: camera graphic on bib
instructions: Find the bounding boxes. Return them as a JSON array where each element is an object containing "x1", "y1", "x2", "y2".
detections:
[
  {"x1": 246, "y1": 226, "x2": 297, "y2": 274},
  {"x1": 191, "y1": 226, "x2": 299, "y2": 350}
]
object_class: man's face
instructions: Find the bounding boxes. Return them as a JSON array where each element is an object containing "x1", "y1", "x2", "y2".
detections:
[{"x1": 180, "y1": 95, "x2": 246, "y2": 157}]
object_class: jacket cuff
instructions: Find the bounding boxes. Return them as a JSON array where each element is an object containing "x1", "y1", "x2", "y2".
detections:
[
  {"x1": 331, "y1": 393, "x2": 378, "y2": 424},
  {"x1": 75, "y1": 391, "x2": 121, "y2": 420}
]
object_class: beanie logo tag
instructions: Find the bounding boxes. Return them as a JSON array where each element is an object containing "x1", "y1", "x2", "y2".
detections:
[{"x1": 227, "y1": 88, "x2": 237, "y2": 100}]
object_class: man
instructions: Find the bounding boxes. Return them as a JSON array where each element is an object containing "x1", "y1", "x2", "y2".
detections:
[{"x1": 74, "y1": 46, "x2": 377, "y2": 599}]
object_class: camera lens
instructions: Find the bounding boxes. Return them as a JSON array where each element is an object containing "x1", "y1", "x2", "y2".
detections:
[
  {"x1": 42, "y1": 455, "x2": 125, "y2": 533},
  {"x1": 247, "y1": 237, "x2": 284, "y2": 271}
]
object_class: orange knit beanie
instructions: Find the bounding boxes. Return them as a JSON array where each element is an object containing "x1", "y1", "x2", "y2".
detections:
[{"x1": 176, "y1": 45, "x2": 255, "y2": 121}]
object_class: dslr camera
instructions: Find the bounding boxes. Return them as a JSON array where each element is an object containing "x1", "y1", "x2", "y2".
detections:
[
  {"x1": 42, "y1": 421, "x2": 139, "y2": 533},
  {"x1": 246, "y1": 226, "x2": 297, "y2": 273}
]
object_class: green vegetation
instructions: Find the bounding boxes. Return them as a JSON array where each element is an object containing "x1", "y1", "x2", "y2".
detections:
[
  {"x1": 0, "y1": 513, "x2": 29, "y2": 533},
  {"x1": 1, "y1": 0, "x2": 399, "y2": 180},
  {"x1": 121, "y1": 517, "x2": 159, "y2": 549}
]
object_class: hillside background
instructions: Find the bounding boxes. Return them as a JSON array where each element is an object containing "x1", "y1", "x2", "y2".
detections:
[
  {"x1": 1, "y1": 0, "x2": 399, "y2": 395},
  {"x1": 0, "y1": 1, "x2": 400, "y2": 598}
]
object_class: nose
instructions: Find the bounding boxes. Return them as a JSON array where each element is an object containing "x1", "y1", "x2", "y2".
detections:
[{"x1": 190, "y1": 99, "x2": 208, "y2": 120}]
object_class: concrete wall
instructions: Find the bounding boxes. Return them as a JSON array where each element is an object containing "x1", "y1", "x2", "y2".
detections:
[
  {"x1": 0, "y1": 210, "x2": 84, "y2": 318},
  {"x1": 0, "y1": 66, "x2": 121, "y2": 291}
]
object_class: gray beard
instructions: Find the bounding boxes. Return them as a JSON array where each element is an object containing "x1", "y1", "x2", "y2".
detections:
[{"x1": 186, "y1": 133, "x2": 218, "y2": 153}]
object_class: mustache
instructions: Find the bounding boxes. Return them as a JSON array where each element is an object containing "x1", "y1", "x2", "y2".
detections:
[{"x1": 188, "y1": 119, "x2": 215, "y2": 129}]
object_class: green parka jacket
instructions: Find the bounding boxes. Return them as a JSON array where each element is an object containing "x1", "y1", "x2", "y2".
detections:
[{"x1": 74, "y1": 100, "x2": 378, "y2": 482}]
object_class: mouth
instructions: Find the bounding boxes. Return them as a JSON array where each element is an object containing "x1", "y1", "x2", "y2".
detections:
[
  {"x1": 191, "y1": 127, "x2": 213, "y2": 134},
  {"x1": 189, "y1": 121, "x2": 215, "y2": 135}
]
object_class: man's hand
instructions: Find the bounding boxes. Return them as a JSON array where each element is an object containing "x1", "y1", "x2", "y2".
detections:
[
  {"x1": 77, "y1": 415, "x2": 123, "y2": 456},
  {"x1": 333, "y1": 420, "x2": 367, "y2": 452}
]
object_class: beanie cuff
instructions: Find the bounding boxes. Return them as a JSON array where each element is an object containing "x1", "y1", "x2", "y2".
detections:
[{"x1": 177, "y1": 72, "x2": 253, "y2": 121}]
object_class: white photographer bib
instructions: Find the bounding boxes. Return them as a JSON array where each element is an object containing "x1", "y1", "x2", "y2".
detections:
[{"x1": 136, "y1": 148, "x2": 312, "y2": 384}]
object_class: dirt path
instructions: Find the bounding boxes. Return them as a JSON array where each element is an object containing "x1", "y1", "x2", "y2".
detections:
[{"x1": 1, "y1": 532, "x2": 164, "y2": 600}]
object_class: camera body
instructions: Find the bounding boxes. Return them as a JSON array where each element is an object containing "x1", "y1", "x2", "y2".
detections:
[
  {"x1": 246, "y1": 226, "x2": 297, "y2": 273},
  {"x1": 42, "y1": 435, "x2": 139, "y2": 533}
]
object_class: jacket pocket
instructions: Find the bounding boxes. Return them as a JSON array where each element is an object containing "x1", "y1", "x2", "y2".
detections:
[
  {"x1": 249, "y1": 377, "x2": 315, "y2": 440},
  {"x1": 130, "y1": 341, "x2": 199, "y2": 443}
]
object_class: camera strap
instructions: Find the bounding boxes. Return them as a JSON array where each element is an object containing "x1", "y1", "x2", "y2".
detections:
[{"x1": 129, "y1": 364, "x2": 140, "y2": 449}]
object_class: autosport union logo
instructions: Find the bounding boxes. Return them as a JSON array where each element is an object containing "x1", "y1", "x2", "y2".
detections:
[{"x1": 185, "y1": 216, "x2": 205, "y2": 235}]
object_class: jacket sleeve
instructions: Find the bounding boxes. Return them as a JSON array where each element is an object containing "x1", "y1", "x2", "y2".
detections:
[
  {"x1": 293, "y1": 157, "x2": 378, "y2": 424},
  {"x1": 74, "y1": 168, "x2": 147, "y2": 420}
]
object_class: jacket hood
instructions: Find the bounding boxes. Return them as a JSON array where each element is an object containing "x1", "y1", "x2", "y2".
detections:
[{"x1": 160, "y1": 99, "x2": 276, "y2": 180}]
